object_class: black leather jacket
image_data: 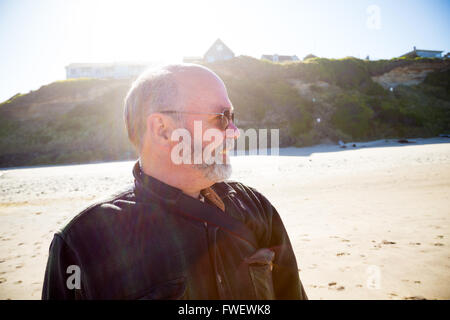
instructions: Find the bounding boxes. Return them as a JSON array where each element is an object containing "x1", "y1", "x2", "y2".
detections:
[{"x1": 42, "y1": 161, "x2": 308, "y2": 300}]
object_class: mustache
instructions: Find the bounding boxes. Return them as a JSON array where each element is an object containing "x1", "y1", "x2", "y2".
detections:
[
  {"x1": 220, "y1": 138, "x2": 235, "y2": 151},
  {"x1": 214, "y1": 138, "x2": 235, "y2": 156},
  {"x1": 190, "y1": 138, "x2": 235, "y2": 165}
]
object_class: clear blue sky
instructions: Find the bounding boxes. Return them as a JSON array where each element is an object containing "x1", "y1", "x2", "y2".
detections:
[{"x1": 0, "y1": 0, "x2": 449, "y2": 103}]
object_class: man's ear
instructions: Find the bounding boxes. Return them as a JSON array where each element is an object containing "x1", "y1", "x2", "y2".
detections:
[{"x1": 146, "y1": 114, "x2": 172, "y2": 146}]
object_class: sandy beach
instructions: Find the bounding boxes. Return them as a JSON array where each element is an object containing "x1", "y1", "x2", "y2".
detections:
[{"x1": 0, "y1": 137, "x2": 449, "y2": 300}]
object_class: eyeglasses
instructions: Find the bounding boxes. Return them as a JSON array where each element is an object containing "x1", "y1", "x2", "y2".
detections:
[{"x1": 159, "y1": 109, "x2": 235, "y2": 130}]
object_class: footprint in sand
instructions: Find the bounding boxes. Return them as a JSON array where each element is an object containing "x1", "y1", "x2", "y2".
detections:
[
  {"x1": 328, "y1": 283, "x2": 344, "y2": 290},
  {"x1": 356, "y1": 284, "x2": 363, "y2": 288},
  {"x1": 341, "y1": 239, "x2": 350, "y2": 242},
  {"x1": 14, "y1": 280, "x2": 22, "y2": 284},
  {"x1": 15, "y1": 264, "x2": 23, "y2": 269},
  {"x1": 0, "y1": 277, "x2": 6, "y2": 284},
  {"x1": 414, "y1": 281, "x2": 421, "y2": 284},
  {"x1": 338, "y1": 266, "x2": 351, "y2": 272},
  {"x1": 389, "y1": 293, "x2": 398, "y2": 297},
  {"x1": 336, "y1": 252, "x2": 350, "y2": 256},
  {"x1": 404, "y1": 296, "x2": 426, "y2": 300},
  {"x1": 433, "y1": 243, "x2": 444, "y2": 246},
  {"x1": 436, "y1": 235, "x2": 444, "y2": 239}
]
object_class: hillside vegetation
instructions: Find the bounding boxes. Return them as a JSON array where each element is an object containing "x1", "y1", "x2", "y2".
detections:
[{"x1": 0, "y1": 56, "x2": 449, "y2": 167}]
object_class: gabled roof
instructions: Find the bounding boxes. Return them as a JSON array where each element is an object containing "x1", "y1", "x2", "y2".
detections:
[
  {"x1": 414, "y1": 49, "x2": 443, "y2": 53},
  {"x1": 400, "y1": 47, "x2": 443, "y2": 57},
  {"x1": 204, "y1": 39, "x2": 235, "y2": 58}
]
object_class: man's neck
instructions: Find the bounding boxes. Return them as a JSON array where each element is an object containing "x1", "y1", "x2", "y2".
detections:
[{"x1": 139, "y1": 158, "x2": 210, "y2": 200}]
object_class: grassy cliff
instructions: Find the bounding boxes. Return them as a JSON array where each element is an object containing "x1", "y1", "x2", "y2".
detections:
[
  {"x1": 0, "y1": 57, "x2": 449, "y2": 167},
  {"x1": 210, "y1": 56, "x2": 450, "y2": 146}
]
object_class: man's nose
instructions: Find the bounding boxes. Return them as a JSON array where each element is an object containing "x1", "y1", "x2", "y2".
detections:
[{"x1": 227, "y1": 122, "x2": 240, "y2": 139}]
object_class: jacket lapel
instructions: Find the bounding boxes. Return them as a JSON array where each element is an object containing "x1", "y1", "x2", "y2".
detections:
[
  {"x1": 132, "y1": 160, "x2": 257, "y2": 249},
  {"x1": 173, "y1": 193, "x2": 258, "y2": 249}
]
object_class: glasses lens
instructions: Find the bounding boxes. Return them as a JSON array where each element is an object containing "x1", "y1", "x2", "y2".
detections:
[
  {"x1": 216, "y1": 110, "x2": 235, "y2": 130},
  {"x1": 220, "y1": 114, "x2": 228, "y2": 130},
  {"x1": 223, "y1": 110, "x2": 234, "y2": 129}
]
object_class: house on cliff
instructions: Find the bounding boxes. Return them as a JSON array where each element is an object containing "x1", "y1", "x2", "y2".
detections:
[
  {"x1": 65, "y1": 62, "x2": 152, "y2": 80},
  {"x1": 400, "y1": 46, "x2": 444, "y2": 59},
  {"x1": 261, "y1": 54, "x2": 299, "y2": 63},
  {"x1": 183, "y1": 39, "x2": 235, "y2": 63}
]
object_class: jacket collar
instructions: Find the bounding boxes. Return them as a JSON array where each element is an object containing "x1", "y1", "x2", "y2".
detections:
[{"x1": 132, "y1": 160, "x2": 236, "y2": 205}]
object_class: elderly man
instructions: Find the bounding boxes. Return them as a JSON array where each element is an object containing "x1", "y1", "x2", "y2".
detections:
[{"x1": 42, "y1": 64, "x2": 307, "y2": 300}]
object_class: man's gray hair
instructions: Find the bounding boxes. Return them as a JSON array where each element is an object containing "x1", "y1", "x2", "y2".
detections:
[{"x1": 123, "y1": 65, "x2": 185, "y2": 151}]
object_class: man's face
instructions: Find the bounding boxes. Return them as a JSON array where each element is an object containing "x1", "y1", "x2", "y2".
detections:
[{"x1": 172, "y1": 69, "x2": 240, "y2": 182}]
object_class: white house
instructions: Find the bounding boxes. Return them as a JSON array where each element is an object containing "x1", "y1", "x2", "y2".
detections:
[
  {"x1": 261, "y1": 54, "x2": 299, "y2": 63},
  {"x1": 400, "y1": 46, "x2": 444, "y2": 59},
  {"x1": 203, "y1": 39, "x2": 235, "y2": 63},
  {"x1": 65, "y1": 62, "x2": 153, "y2": 80},
  {"x1": 183, "y1": 39, "x2": 235, "y2": 64}
]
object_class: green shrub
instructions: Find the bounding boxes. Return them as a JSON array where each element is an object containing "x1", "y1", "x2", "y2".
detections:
[{"x1": 330, "y1": 93, "x2": 375, "y2": 139}]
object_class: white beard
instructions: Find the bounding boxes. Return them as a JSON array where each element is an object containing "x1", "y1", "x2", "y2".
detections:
[
  {"x1": 192, "y1": 139, "x2": 233, "y2": 182},
  {"x1": 194, "y1": 162, "x2": 232, "y2": 182}
]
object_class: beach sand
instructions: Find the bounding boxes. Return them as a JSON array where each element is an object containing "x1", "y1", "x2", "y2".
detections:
[{"x1": 0, "y1": 137, "x2": 449, "y2": 300}]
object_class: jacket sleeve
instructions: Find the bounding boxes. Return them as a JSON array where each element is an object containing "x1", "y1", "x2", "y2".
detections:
[
  {"x1": 257, "y1": 192, "x2": 308, "y2": 300},
  {"x1": 42, "y1": 233, "x2": 81, "y2": 300}
]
